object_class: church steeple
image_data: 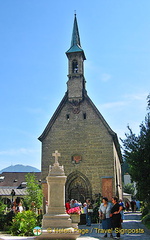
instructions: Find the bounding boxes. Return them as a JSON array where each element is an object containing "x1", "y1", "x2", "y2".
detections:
[
  {"x1": 66, "y1": 14, "x2": 86, "y2": 60},
  {"x1": 66, "y1": 14, "x2": 86, "y2": 103}
]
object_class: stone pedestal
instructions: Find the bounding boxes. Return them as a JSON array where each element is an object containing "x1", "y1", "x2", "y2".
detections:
[
  {"x1": 70, "y1": 214, "x2": 80, "y2": 223},
  {"x1": 42, "y1": 151, "x2": 73, "y2": 229}
]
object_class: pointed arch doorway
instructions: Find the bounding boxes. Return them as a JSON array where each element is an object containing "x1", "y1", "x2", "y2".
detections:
[{"x1": 65, "y1": 171, "x2": 92, "y2": 203}]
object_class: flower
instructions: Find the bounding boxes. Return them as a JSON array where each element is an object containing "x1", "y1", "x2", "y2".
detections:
[{"x1": 68, "y1": 207, "x2": 81, "y2": 215}]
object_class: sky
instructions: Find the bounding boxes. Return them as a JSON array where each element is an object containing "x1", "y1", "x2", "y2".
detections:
[{"x1": 0, "y1": 0, "x2": 150, "y2": 171}]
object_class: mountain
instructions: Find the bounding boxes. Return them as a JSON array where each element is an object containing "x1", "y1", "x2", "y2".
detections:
[{"x1": 0, "y1": 164, "x2": 40, "y2": 174}]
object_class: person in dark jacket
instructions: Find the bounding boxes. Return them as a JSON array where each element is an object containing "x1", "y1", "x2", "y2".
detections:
[{"x1": 110, "y1": 196, "x2": 123, "y2": 239}]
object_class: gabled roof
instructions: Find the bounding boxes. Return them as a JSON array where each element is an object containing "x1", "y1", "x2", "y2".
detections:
[{"x1": 38, "y1": 92, "x2": 122, "y2": 163}]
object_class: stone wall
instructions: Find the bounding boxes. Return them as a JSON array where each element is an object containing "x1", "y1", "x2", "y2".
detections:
[{"x1": 41, "y1": 97, "x2": 121, "y2": 200}]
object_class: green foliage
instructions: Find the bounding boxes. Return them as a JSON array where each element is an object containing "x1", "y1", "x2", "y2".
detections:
[
  {"x1": 24, "y1": 173, "x2": 43, "y2": 210},
  {"x1": 147, "y1": 94, "x2": 150, "y2": 110},
  {"x1": 0, "y1": 210, "x2": 16, "y2": 232},
  {"x1": 123, "y1": 183, "x2": 135, "y2": 195},
  {"x1": 37, "y1": 213, "x2": 43, "y2": 227},
  {"x1": 10, "y1": 210, "x2": 37, "y2": 236},
  {"x1": 0, "y1": 214, "x2": 6, "y2": 231},
  {"x1": 142, "y1": 214, "x2": 150, "y2": 229},
  {"x1": 141, "y1": 202, "x2": 150, "y2": 217},
  {"x1": 0, "y1": 197, "x2": 6, "y2": 213},
  {"x1": 122, "y1": 160, "x2": 130, "y2": 175},
  {"x1": 121, "y1": 94, "x2": 150, "y2": 202},
  {"x1": 92, "y1": 197, "x2": 101, "y2": 223},
  {"x1": 0, "y1": 198, "x2": 8, "y2": 231}
]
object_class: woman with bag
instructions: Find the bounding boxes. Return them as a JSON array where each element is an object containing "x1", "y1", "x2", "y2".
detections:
[{"x1": 99, "y1": 197, "x2": 113, "y2": 238}]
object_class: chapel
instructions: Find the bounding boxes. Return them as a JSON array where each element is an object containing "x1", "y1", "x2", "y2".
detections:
[{"x1": 39, "y1": 14, "x2": 123, "y2": 203}]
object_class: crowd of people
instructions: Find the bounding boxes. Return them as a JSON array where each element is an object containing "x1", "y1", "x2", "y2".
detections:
[
  {"x1": 10, "y1": 197, "x2": 24, "y2": 214},
  {"x1": 65, "y1": 198, "x2": 93, "y2": 226},
  {"x1": 125, "y1": 199, "x2": 140, "y2": 212},
  {"x1": 65, "y1": 196, "x2": 141, "y2": 239}
]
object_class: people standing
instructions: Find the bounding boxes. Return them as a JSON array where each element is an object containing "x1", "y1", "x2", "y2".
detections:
[
  {"x1": 110, "y1": 196, "x2": 123, "y2": 239},
  {"x1": 99, "y1": 197, "x2": 113, "y2": 238},
  {"x1": 135, "y1": 200, "x2": 140, "y2": 211},
  {"x1": 17, "y1": 202, "x2": 24, "y2": 213},
  {"x1": 70, "y1": 199, "x2": 79, "y2": 208},
  {"x1": 81, "y1": 202, "x2": 87, "y2": 225},
  {"x1": 125, "y1": 201, "x2": 130, "y2": 211},
  {"x1": 130, "y1": 199, "x2": 136, "y2": 212},
  {"x1": 65, "y1": 199, "x2": 71, "y2": 213},
  {"x1": 86, "y1": 199, "x2": 93, "y2": 226},
  {"x1": 119, "y1": 199, "x2": 125, "y2": 222},
  {"x1": 82, "y1": 202, "x2": 87, "y2": 214}
]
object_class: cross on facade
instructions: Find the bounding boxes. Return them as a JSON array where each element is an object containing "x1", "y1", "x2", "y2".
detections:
[{"x1": 52, "y1": 150, "x2": 61, "y2": 164}]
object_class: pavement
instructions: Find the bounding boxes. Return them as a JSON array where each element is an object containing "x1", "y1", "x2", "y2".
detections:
[{"x1": 0, "y1": 211, "x2": 150, "y2": 240}]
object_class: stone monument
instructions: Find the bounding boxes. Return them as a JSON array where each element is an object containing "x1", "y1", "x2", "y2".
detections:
[
  {"x1": 36, "y1": 151, "x2": 80, "y2": 239},
  {"x1": 42, "y1": 150, "x2": 73, "y2": 229}
]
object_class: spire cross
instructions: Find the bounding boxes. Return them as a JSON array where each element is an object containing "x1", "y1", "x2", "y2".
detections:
[{"x1": 52, "y1": 150, "x2": 61, "y2": 164}]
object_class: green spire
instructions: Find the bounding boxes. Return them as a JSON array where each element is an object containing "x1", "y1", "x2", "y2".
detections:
[
  {"x1": 66, "y1": 14, "x2": 86, "y2": 59},
  {"x1": 71, "y1": 14, "x2": 81, "y2": 48}
]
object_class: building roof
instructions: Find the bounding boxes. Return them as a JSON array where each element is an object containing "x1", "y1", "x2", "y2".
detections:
[
  {"x1": 0, "y1": 172, "x2": 41, "y2": 188},
  {"x1": 0, "y1": 188, "x2": 26, "y2": 196}
]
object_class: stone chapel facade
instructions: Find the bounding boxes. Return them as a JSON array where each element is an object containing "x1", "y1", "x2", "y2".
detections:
[{"x1": 39, "y1": 15, "x2": 123, "y2": 203}]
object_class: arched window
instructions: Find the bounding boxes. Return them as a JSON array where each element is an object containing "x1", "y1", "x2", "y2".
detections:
[{"x1": 72, "y1": 60, "x2": 78, "y2": 73}]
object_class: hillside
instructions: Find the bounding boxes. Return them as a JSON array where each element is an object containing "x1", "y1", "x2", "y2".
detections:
[{"x1": 0, "y1": 164, "x2": 40, "y2": 174}]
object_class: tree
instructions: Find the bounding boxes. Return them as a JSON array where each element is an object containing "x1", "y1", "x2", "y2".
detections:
[
  {"x1": 24, "y1": 173, "x2": 43, "y2": 210},
  {"x1": 123, "y1": 183, "x2": 135, "y2": 196},
  {"x1": 0, "y1": 197, "x2": 6, "y2": 213},
  {"x1": 121, "y1": 94, "x2": 150, "y2": 202}
]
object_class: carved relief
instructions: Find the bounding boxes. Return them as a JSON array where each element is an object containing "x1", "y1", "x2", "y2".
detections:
[
  {"x1": 69, "y1": 100, "x2": 81, "y2": 114},
  {"x1": 72, "y1": 155, "x2": 82, "y2": 164}
]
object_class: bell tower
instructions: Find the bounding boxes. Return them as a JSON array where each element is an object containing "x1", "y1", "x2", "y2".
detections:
[{"x1": 66, "y1": 14, "x2": 86, "y2": 103}]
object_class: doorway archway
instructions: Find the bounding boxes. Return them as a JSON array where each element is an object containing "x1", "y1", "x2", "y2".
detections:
[{"x1": 65, "y1": 171, "x2": 92, "y2": 203}]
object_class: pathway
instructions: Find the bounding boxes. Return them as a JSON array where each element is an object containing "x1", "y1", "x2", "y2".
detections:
[
  {"x1": 77, "y1": 211, "x2": 150, "y2": 239},
  {"x1": 0, "y1": 212, "x2": 149, "y2": 239}
]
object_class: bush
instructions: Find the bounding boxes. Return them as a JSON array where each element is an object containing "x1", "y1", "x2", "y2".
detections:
[
  {"x1": 10, "y1": 210, "x2": 38, "y2": 236},
  {"x1": 37, "y1": 213, "x2": 43, "y2": 227},
  {"x1": 142, "y1": 214, "x2": 150, "y2": 229},
  {"x1": 141, "y1": 202, "x2": 150, "y2": 217},
  {"x1": 0, "y1": 211, "x2": 15, "y2": 231},
  {"x1": 0, "y1": 214, "x2": 6, "y2": 230}
]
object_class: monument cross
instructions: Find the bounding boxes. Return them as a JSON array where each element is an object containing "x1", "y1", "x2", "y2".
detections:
[{"x1": 52, "y1": 150, "x2": 61, "y2": 164}]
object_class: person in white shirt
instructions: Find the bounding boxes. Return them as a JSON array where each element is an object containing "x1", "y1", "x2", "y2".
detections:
[{"x1": 99, "y1": 197, "x2": 113, "y2": 238}]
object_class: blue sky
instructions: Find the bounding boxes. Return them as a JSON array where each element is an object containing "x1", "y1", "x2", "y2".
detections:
[{"x1": 0, "y1": 0, "x2": 150, "y2": 171}]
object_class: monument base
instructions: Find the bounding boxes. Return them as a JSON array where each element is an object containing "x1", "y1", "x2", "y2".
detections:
[
  {"x1": 42, "y1": 213, "x2": 74, "y2": 228},
  {"x1": 35, "y1": 228, "x2": 80, "y2": 240}
]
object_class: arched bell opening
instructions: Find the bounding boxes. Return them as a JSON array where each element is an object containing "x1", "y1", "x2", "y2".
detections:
[{"x1": 72, "y1": 60, "x2": 78, "y2": 73}]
